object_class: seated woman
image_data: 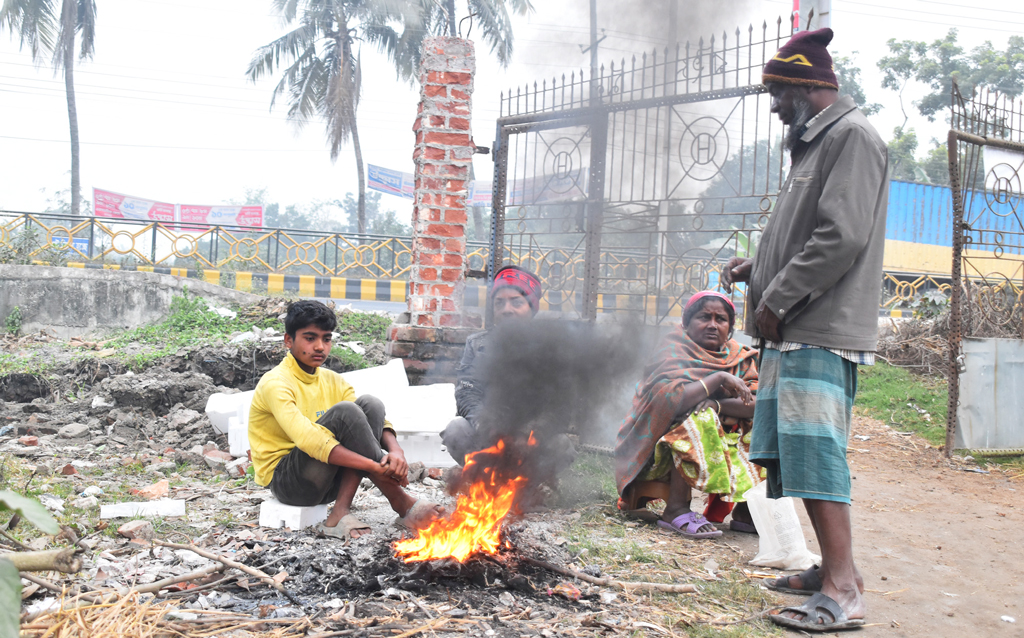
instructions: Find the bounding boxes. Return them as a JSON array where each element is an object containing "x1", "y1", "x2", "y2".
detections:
[{"x1": 615, "y1": 291, "x2": 760, "y2": 538}]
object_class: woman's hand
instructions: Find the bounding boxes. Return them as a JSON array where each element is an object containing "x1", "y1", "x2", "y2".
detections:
[
  {"x1": 713, "y1": 372, "x2": 754, "y2": 405},
  {"x1": 695, "y1": 399, "x2": 720, "y2": 414}
]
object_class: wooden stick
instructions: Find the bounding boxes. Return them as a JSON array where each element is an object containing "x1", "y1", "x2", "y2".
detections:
[
  {"x1": 522, "y1": 556, "x2": 698, "y2": 594},
  {"x1": 5, "y1": 547, "x2": 82, "y2": 573},
  {"x1": 134, "y1": 563, "x2": 226, "y2": 594},
  {"x1": 154, "y1": 541, "x2": 300, "y2": 604},
  {"x1": 392, "y1": 617, "x2": 450, "y2": 638}
]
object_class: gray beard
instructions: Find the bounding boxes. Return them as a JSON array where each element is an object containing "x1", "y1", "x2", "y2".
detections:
[{"x1": 784, "y1": 97, "x2": 814, "y2": 151}]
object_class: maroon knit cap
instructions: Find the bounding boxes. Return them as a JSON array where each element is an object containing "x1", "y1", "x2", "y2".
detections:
[
  {"x1": 762, "y1": 28, "x2": 838, "y2": 90},
  {"x1": 492, "y1": 265, "x2": 542, "y2": 313}
]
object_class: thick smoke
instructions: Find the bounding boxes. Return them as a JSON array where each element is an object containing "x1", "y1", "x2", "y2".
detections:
[{"x1": 473, "y1": 319, "x2": 655, "y2": 452}]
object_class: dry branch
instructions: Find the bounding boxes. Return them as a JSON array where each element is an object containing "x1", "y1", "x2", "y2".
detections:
[
  {"x1": 522, "y1": 556, "x2": 698, "y2": 594},
  {"x1": 5, "y1": 547, "x2": 82, "y2": 573},
  {"x1": 154, "y1": 540, "x2": 300, "y2": 605}
]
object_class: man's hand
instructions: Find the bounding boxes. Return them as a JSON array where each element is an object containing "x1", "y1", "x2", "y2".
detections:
[
  {"x1": 755, "y1": 301, "x2": 783, "y2": 342},
  {"x1": 381, "y1": 449, "x2": 409, "y2": 486},
  {"x1": 721, "y1": 257, "x2": 753, "y2": 293}
]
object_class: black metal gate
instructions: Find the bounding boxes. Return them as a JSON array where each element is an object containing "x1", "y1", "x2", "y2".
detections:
[{"x1": 488, "y1": 19, "x2": 794, "y2": 323}]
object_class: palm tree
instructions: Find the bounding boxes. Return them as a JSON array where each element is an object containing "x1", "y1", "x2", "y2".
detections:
[
  {"x1": 248, "y1": 0, "x2": 531, "y2": 234},
  {"x1": 1, "y1": 0, "x2": 96, "y2": 217}
]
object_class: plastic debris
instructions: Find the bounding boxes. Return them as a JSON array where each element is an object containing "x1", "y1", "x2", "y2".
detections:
[{"x1": 548, "y1": 581, "x2": 582, "y2": 601}]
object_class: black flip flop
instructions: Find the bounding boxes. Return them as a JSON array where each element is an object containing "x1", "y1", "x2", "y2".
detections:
[
  {"x1": 770, "y1": 592, "x2": 865, "y2": 632},
  {"x1": 765, "y1": 564, "x2": 821, "y2": 596}
]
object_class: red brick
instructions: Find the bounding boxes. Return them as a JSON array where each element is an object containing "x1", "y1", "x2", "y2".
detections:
[
  {"x1": 442, "y1": 253, "x2": 464, "y2": 266},
  {"x1": 391, "y1": 326, "x2": 439, "y2": 342},
  {"x1": 425, "y1": 147, "x2": 447, "y2": 160},
  {"x1": 445, "y1": 238, "x2": 465, "y2": 252},
  {"x1": 424, "y1": 85, "x2": 447, "y2": 98},
  {"x1": 417, "y1": 237, "x2": 441, "y2": 251},
  {"x1": 416, "y1": 314, "x2": 435, "y2": 327},
  {"x1": 450, "y1": 118, "x2": 470, "y2": 130},
  {"x1": 403, "y1": 358, "x2": 436, "y2": 372},
  {"x1": 18, "y1": 436, "x2": 39, "y2": 446},
  {"x1": 427, "y1": 209, "x2": 442, "y2": 222},
  {"x1": 418, "y1": 253, "x2": 443, "y2": 266},
  {"x1": 387, "y1": 341, "x2": 417, "y2": 358},
  {"x1": 439, "y1": 314, "x2": 463, "y2": 327},
  {"x1": 443, "y1": 196, "x2": 467, "y2": 210},
  {"x1": 451, "y1": 89, "x2": 471, "y2": 101},
  {"x1": 412, "y1": 118, "x2": 422, "y2": 131},
  {"x1": 429, "y1": 115, "x2": 446, "y2": 127},
  {"x1": 417, "y1": 177, "x2": 443, "y2": 190},
  {"x1": 435, "y1": 101, "x2": 471, "y2": 116},
  {"x1": 415, "y1": 130, "x2": 423, "y2": 144},
  {"x1": 442, "y1": 298, "x2": 458, "y2": 311},
  {"x1": 420, "y1": 164, "x2": 437, "y2": 176},
  {"x1": 430, "y1": 284, "x2": 455, "y2": 296},
  {"x1": 420, "y1": 267, "x2": 438, "y2": 281},
  {"x1": 424, "y1": 132, "x2": 470, "y2": 146},
  {"x1": 441, "y1": 268, "x2": 462, "y2": 282},
  {"x1": 445, "y1": 179, "x2": 466, "y2": 191},
  {"x1": 426, "y1": 224, "x2": 464, "y2": 238},
  {"x1": 426, "y1": 71, "x2": 472, "y2": 85}
]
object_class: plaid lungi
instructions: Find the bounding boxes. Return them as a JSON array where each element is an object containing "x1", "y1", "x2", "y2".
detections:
[{"x1": 749, "y1": 347, "x2": 858, "y2": 504}]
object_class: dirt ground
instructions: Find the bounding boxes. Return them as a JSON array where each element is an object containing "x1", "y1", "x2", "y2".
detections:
[{"x1": 831, "y1": 417, "x2": 1023, "y2": 637}]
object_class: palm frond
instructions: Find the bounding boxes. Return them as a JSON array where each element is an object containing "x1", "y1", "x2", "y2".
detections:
[
  {"x1": 246, "y1": 20, "x2": 319, "y2": 82},
  {"x1": 269, "y1": 41, "x2": 320, "y2": 112},
  {"x1": 0, "y1": 0, "x2": 58, "y2": 62},
  {"x1": 323, "y1": 37, "x2": 360, "y2": 160},
  {"x1": 469, "y1": 0, "x2": 515, "y2": 67},
  {"x1": 76, "y1": 0, "x2": 95, "y2": 59},
  {"x1": 51, "y1": 0, "x2": 76, "y2": 71},
  {"x1": 286, "y1": 52, "x2": 328, "y2": 124}
]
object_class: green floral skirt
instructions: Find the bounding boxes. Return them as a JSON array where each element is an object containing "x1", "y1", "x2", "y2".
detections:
[{"x1": 638, "y1": 408, "x2": 763, "y2": 502}]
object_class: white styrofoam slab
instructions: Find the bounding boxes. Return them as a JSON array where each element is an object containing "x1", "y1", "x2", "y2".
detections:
[
  {"x1": 205, "y1": 390, "x2": 255, "y2": 434},
  {"x1": 228, "y1": 421, "x2": 250, "y2": 458},
  {"x1": 341, "y1": 359, "x2": 409, "y2": 398},
  {"x1": 258, "y1": 498, "x2": 327, "y2": 529}
]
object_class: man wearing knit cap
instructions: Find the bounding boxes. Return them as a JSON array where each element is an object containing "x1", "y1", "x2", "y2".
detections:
[
  {"x1": 723, "y1": 27, "x2": 887, "y2": 632},
  {"x1": 441, "y1": 265, "x2": 574, "y2": 475}
]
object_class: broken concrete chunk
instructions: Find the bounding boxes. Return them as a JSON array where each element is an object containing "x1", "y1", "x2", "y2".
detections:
[
  {"x1": 408, "y1": 461, "x2": 427, "y2": 483},
  {"x1": 117, "y1": 520, "x2": 154, "y2": 541},
  {"x1": 38, "y1": 494, "x2": 65, "y2": 514},
  {"x1": 204, "y1": 449, "x2": 234, "y2": 472},
  {"x1": 72, "y1": 496, "x2": 99, "y2": 510},
  {"x1": 168, "y1": 409, "x2": 201, "y2": 429},
  {"x1": 225, "y1": 457, "x2": 250, "y2": 478},
  {"x1": 59, "y1": 423, "x2": 90, "y2": 439},
  {"x1": 91, "y1": 396, "x2": 115, "y2": 409}
]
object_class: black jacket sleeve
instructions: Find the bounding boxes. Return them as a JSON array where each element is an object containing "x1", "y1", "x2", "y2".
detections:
[{"x1": 454, "y1": 333, "x2": 487, "y2": 427}]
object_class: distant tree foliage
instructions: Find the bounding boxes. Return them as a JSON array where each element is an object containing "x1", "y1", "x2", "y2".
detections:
[
  {"x1": 833, "y1": 52, "x2": 881, "y2": 116},
  {"x1": 878, "y1": 29, "x2": 1024, "y2": 122}
]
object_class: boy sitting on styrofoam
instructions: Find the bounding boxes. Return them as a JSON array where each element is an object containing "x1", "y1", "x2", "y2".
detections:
[{"x1": 248, "y1": 300, "x2": 441, "y2": 539}]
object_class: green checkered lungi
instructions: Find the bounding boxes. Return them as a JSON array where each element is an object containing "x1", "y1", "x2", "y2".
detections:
[{"x1": 749, "y1": 347, "x2": 858, "y2": 504}]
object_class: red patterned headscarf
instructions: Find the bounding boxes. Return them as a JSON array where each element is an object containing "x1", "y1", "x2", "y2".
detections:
[{"x1": 492, "y1": 265, "x2": 542, "y2": 313}]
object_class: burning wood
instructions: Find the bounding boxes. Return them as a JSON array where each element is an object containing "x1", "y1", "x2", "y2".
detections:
[{"x1": 394, "y1": 434, "x2": 537, "y2": 563}]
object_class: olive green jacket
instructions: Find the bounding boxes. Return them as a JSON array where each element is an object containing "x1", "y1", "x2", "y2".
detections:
[{"x1": 744, "y1": 95, "x2": 889, "y2": 351}]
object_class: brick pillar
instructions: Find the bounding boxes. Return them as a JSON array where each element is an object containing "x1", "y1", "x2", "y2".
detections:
[
  {"x1": 409, "y1": 36, "x2": 475, "y2": 328},
  {"x1": 387, "y1": 37, "x2": 479, "y2": 384}
]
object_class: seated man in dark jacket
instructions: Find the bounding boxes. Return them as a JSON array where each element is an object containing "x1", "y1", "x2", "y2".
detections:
[{"x1": 440, "y1": 265, "x2": 576, "y2": 481}]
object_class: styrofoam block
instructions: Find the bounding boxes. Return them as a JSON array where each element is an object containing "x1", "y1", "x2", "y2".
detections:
[
  {"x1": 397, "y1": 433, "x2": 456, "y2": 467},
  {"x1": 385, "y1": 384, "x2": 457, "y2": 435},
  {"x1": 341, "y1": 359, "x2": 409, "y2": 399},
  {"x1": 259, "y1": 498, "x2": 327, "y2": 530},
  {"x1": 236, "y1": 392, "x2": 253, "y2": 427},
  {"x1": 205, "y1": 390, "x2": 255, "y2": 434},
  {"x1": 228, "y1": 418, "x2": 250, "y2": 458}
]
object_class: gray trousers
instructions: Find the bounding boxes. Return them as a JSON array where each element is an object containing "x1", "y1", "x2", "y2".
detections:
[
  {"x1": 270, "y1": 395, "x2": 386, "y2": 506},
  {"x1": 441, "y1": 416, "x2": 577, "y2": 480}
]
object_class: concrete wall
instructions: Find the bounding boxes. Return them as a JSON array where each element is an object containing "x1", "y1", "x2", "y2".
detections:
[{"x1": 0, "y1": 264, "x2": 259, "y2": 339}]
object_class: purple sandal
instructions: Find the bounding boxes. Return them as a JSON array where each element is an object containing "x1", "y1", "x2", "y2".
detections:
[{"x1": 657, "y1": 512, "x2": 723, "y2": 539}]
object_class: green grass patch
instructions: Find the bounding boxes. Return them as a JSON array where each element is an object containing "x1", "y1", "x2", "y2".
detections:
[
  {"x1": 854, "y1": 362, "x2": 948, "y2": 446},
  {"x1": 555, "y1": 452, "x2": 618, "y2": 508},
  {"x1": 335, "y1": 311, "x2": 392, "y2": 344}
]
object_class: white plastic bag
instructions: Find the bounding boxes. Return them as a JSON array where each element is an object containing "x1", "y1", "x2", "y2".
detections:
[{"x1": 745, "y1": 482, "x2": 821, "y2": 570}]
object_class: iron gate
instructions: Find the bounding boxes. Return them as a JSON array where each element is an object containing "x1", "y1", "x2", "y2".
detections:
[
  {"x1": 945, "y1": 83, "x2": 1024, "y2": 455},
  {"x1": 488, "y1": 18, "x2": 794, "y2": 323}
]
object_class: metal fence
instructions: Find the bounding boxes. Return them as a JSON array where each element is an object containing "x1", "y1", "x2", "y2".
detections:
[
  {"x1": 945, "y1": 83, "x2": 1024, "y2": 454},
  {"x1": 488, "y1": 18, "x2": 794, "y2": 323}
]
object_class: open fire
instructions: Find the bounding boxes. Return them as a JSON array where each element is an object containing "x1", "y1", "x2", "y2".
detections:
[{"x1": 394, "y1": 434, "x2": 537, "y2": 563}]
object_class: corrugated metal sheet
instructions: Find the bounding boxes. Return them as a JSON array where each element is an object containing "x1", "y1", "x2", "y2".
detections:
[
  {"x1": 955, "y1": 338, "x2": 1024, "y2": 452},
  {"x1": 887, "y1": 180, "x2": 1023, "y2": 255}
]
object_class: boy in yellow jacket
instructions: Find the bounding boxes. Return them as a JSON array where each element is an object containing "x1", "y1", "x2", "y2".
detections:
[{"x1": 249, "y1": 300, "x2": 440, "y2": 539}]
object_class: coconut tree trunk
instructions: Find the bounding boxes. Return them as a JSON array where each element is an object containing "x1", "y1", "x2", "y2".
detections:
[
  {"x1": 352, "y1": 120, "x2": 366, "y2": 235},
  {"x1": 445, "y1": 0, "x2": 457, "y2": 36},
  {"x1": 63, "y1": 9, "x2": 81, "y2": 216}
]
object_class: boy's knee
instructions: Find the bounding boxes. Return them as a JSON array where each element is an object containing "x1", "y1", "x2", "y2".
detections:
[
  {"x1": 355, "y1": 394, "x2": 385, "y2": 417},
  {"x1": 322, "y1": 400, "x2": 365, "y2": 423}
]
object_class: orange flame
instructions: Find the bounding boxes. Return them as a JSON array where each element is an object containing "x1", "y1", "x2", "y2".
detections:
[{"x1": 394, "y1": 435, "x2": 534, "y2": 563}]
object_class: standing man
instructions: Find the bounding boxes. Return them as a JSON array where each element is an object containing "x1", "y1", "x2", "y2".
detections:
[{"x1": 723, "y1": 28, "x2": 888, "y2": 632}]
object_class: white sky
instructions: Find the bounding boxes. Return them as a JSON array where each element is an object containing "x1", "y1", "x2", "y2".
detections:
[{"x1": 0, "y1": 0, "x2": 1019, "y2": 219}]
